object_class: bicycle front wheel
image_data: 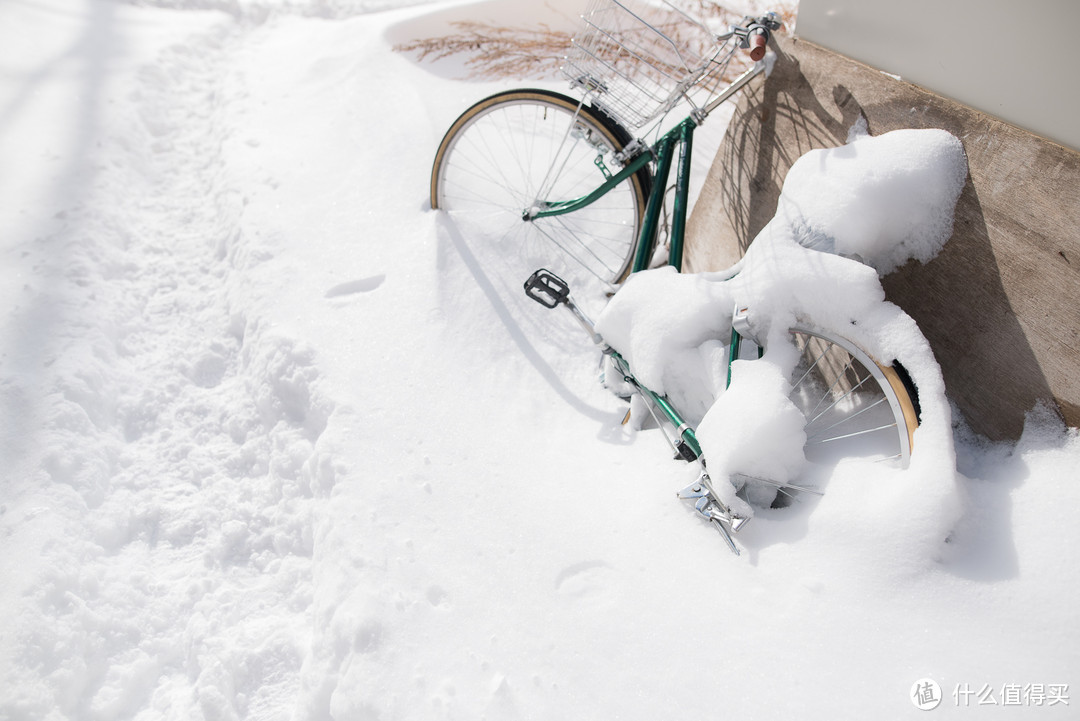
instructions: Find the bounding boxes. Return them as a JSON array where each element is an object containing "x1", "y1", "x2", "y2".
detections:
[
  {"x1": 431, "y1": 89, "x2": 651, "y2": 291},
  {"x1": 788, "y1": 325, "x2": 920, "y2": 467}
]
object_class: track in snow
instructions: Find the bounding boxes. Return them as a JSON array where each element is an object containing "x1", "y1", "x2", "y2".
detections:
[{"x1": 3, "y1": 15, "x2": 339, "y2": 719}]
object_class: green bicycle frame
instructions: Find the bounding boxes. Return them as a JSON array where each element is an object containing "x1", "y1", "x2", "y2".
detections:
[
  {"x1": 608, "y1": 348, "x2": 705, "y2": 460},
  {"x1": 531, "y1": 61, "x2": 767, "y2": 461},
  {"x1": 532, "y1": 61, "x2": 766, "y2": 275},
  {"x1": 534, "y1": 116, "x2": 705, "y2": 457},
  {"x1": 531, "y1": 116, "x2": 697, "y2": 275}
]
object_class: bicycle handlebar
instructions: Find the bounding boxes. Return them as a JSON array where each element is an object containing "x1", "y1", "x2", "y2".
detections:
[
  {"x1": 737, "y1": 13, "x2": 783, "y2": 62},
  {"x1": 747, "y1": 29, "x2": 769, "y2": 61}
]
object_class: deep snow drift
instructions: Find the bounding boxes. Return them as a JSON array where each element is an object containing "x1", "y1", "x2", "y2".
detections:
[
  {"x1": 1, "y1": 0, "x2": 1077, "y2": 719},
  {"x1": 597, "y1": 127, "x2": 967, "y2": 537}
]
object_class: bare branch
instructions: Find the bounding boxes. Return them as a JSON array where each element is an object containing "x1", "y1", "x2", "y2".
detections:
[{"x1": 394, "y1": 3, "x2": 798, "y2": 81}]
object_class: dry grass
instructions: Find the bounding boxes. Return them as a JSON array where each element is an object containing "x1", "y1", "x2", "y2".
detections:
[
  {"x1": 395, "y1": 22, "x2": 573, "y2": 79},
  {"x1": 394, "y1": 2, "x2": 797, "y2": 81}
]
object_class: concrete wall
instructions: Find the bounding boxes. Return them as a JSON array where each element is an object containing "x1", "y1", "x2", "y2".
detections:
[
  {"x1": 685, "y1": 34, "x2": 1080, "y2": 440},
  {"x1": 794, "y1": 0, "x2": 1080, "y2": 152}
]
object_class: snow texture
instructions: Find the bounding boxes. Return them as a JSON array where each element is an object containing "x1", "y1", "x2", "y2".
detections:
[
  {"x1": 595, "y1": 126, "x2": 967, "y2": 525},
  {"x1": 778, "y1": 122, "x2": 968, "y2": 273},
  {"x1": 1, "y1": 0, "x2": 1077, "y2": 719}
]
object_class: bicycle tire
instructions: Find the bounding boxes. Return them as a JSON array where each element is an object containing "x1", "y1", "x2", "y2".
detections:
[
  {"x1": 787, "y1": 325, "x2": 919, "y2": 468},
  {"x1": 431, "y1": 89, "x2": 652, "y2": 291}
]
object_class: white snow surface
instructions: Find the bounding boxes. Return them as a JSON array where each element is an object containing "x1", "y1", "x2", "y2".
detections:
[{"x1": 1, "y1": 0, "x2": 1077, "y2": 719}]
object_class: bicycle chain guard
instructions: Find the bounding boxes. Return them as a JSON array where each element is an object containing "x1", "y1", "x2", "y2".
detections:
[{"x1": 524, "y1": 268, "x2": 570, "y2": 309}]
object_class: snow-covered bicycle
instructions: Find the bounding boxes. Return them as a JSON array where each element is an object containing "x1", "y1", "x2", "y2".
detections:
[{"x1": 430, "y1": 0, "x2": 948, "y2": 553}]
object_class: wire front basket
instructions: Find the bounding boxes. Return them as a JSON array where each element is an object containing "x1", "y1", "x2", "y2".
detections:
[{"x1": 562, "y1": 0, "x2": 740, "y2": 129}]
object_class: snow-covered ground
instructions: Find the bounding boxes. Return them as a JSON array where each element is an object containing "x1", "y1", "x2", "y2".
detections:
[{"x1": 1, "y1": 0, "x2": 1077, "y2": 718}]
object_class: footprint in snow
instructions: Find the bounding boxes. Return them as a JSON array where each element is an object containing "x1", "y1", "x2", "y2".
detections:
[
  {"x1": 426, "y1": 585, "x2": 449, "y2": 608},
  {"x1": 555, "y1": 560, "x2": 614, "y2": 599},
  {"x1": 325, "y1": 274, "x2": 385, "y2": 298}
]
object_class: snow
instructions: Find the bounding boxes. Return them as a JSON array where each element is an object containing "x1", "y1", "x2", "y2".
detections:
[
  {"x1": 1, "y1": 0, "x2": 1077, "y2": 719},
  {"x1": 778, "y1": 121, "x2": 968, "y2": 273},
  {"x1": 594, "y1": 125, "x2": 967, "y2": 528}
]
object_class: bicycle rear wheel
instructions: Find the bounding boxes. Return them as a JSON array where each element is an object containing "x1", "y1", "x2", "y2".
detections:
[
  {"x1": 431, "y1": 89, "x2": 651, "y2": 292},
  {"x1": 788, "y1": 325, "x2": 919, "y2": 467}
]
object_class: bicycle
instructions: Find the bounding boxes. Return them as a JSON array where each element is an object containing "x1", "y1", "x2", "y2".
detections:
[{"x1": 429, "y1": 0, "x2": 922, "y2": 553}]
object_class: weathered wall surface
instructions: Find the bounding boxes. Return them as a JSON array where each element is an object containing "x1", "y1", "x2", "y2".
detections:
[
  {"x1": 794, "y1": 0, "x2": 1080, "y2": 152},
  {"x1": 686, "y1": 35, "x2": 1080, "y2": 440}
]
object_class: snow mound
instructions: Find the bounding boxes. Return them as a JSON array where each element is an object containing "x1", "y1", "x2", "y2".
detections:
[
  {"x1": 596, "y1": 127, "x2": 968, "y2": 552},
  {"x1": 778, "y1": 125, "x2": 968, "y2": 273}
]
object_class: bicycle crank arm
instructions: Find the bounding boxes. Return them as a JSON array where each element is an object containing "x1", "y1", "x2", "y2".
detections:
[
  {"x1": 524, "y1": 270, "x2": 746, "y2": 555},
  {"x1": 523, "y1": 269, "x2": 604, "y2": 344}
]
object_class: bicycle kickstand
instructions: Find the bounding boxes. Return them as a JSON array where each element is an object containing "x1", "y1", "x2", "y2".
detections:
[
  {"x1": 625, "y1": 381, "x2": 750, "y2": 555},
  {"x1": 677, "y1": 473, "x2": 748, "y2": 555}
]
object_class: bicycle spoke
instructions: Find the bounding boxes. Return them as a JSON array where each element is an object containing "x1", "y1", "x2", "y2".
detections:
[
  {"x1": 805, "y1": 372, "x2": 875, "y2": 427},
  {"x1": 432, "y1": 91, "x2": 647, "y2": 295},
  {"x1": 532, "y1": 215, "x2": 622, "y2": 285},
  {"x1": 807, "y1": 421, "x2": 900, "y2": 445},
  {"x1": 805, "y1": 395, "x2": 890, "y2": 441},
  {"x1": 788, "y1": 326, "x2": 916, "y2": 468},
  {"x1": 804, "y1": 355, "x2": 858, "y2": 421}
]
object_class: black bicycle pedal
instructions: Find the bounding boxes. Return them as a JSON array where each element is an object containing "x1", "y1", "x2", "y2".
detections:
[{"x1": 524, "y1": 269, "x2": 570, "y2": 309}]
